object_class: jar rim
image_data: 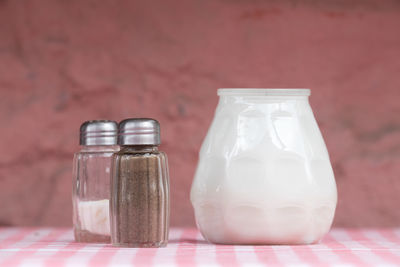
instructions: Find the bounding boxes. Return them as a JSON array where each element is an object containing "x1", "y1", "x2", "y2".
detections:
[{"x1": 218, "y1": 88, "x2": 311, "y2": 96}]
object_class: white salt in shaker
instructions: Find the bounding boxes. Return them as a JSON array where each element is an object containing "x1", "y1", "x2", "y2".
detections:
[{"x1": 72, "y1": 120, "x2": 119, "y2": 243}]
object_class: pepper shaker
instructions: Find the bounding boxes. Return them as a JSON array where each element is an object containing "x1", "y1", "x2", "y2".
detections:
[
  {"x1": 72, "y1": 120, "x2": 119, "y2": 243},
  {"x1": 110, "y1": 118, "x2": 170, "y2": 247}
]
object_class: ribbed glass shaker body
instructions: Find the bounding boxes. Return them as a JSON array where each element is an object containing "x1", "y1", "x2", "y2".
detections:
[
  {"x1": 110, "y1": 146, "x2": 170, "y2": 247},
  {"x1": 191, "y1": 89, "x2": 337, "y2": 245},
  {"x1": 72, "y1": 145, "x2": 119, "y2": 243}
]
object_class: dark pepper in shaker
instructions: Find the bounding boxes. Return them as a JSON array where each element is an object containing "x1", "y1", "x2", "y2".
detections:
[{"x1": 110, "y1": 118, "x2": 170, "y2": 247}]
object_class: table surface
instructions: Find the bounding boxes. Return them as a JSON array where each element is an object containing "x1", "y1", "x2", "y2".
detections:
[{"x1": 0, "y1": 228, "x2": 400, "y2": 266}]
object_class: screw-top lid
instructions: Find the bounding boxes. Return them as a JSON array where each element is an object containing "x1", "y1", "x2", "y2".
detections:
[
  {"x1": 80, "y1": 120, "x2": 118, "y2": 146},
  {"x1": 118, "y1": 118, "x2": 161, "y2": 145}
]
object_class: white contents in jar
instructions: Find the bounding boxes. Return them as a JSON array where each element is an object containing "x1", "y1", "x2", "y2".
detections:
[
  {"x1": 78, "y1": 199, "x2": 110, "y2": 236},
  {"x1": 191, "y1": 89, "x2": 337, "y2": 245}
]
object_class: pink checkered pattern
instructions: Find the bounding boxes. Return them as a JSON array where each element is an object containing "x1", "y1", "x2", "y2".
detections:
[{"x1": 0, "y1": 227, "x2": 400, "y2": 266}]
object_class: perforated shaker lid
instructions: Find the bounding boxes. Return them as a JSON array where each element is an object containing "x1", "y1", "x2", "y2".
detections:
[
  {"x1": 79, "y1": 120, "x2": 118, "y2": 146},
  {"x1": 118, "y1": 118, "x2": 161, "y2": 145}
]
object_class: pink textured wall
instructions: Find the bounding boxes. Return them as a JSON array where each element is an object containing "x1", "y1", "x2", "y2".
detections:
[{"x1": 0, "y1": 0, "x2": 399, "y2": 227}]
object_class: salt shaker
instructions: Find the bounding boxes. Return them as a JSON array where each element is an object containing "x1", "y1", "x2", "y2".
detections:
[
  {"x1": 110, "y1": 118, "x2": 170, "y2": 247},
  {"x1": 72, "y1": 120, "x2": 119, "y2": 243}
]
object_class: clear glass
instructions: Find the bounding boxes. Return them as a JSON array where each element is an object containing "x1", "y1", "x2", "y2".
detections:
[
  {"x1": 191, "y1": 89, "x2": 337, "y2": 245},
  {"x1": 72, "y1": 145, "x2": 119, "y2": 243},
  {"x1": 110, "y1": 145, "x2": 170, "y2": 248}
]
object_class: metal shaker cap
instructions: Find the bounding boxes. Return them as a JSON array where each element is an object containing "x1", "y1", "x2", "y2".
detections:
[
  {"x1": 80, "y1": 120, "x2": 118, "y2": 146},
  {"x1": 118, "y1": 118, "x2": 161, "y2": 145}
]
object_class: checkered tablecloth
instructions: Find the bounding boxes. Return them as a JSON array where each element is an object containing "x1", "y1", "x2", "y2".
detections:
[{"x1": 1, "y1": 227, "x2": 400, "y2": 266}]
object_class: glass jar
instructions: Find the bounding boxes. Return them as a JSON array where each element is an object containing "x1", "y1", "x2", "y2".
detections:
[
  {"x1": 191, "y1": 89, "x2": 337, "y2": 245},
  {"x1": 72, "y1": 120, "x2": 119, "y2": 243},
  {"x1": 110, "y1": 118, "x2": 169, "y2": 248}
]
